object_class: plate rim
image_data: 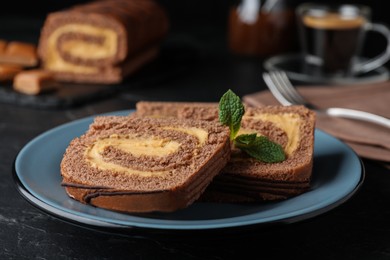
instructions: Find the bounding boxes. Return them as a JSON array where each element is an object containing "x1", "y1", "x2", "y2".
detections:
[{"x1": 13, "y1": 110, "x2": 365, "y2": 231}]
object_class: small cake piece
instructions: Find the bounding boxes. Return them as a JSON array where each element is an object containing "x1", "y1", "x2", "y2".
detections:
[
  {"x1": 0, "y1": 40, "x2": 6, "y2": 53},
  {"x1": 61, "y1": 116, "x2": 231, "y2": 213},
  {"x1": 13, "y1": 69, "x2": 57, "y2": 95},
  {"x1": 0, "y1": 40, "x2": 38, "y2": 67},
  {"x1": 0, "y1": 64, "x2": 23, "y2": 81},
  {"x1": 135, "y1": 101, "x2": 316, "y2": 202}
]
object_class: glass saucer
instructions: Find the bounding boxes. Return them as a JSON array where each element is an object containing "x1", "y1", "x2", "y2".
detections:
[{"x1": 263, "y1": 53, "x2": 390, "y2": 85}]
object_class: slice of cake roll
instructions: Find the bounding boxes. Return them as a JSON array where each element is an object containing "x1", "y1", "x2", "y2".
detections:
[
  {"x1": 61, "y1": 116, "x2": 230, "y2": 213},
  {"x1": 205, "y1": 106, "x2": 316, "y2": 202},
  {"x1": 38, "y1": 0, "x2": 169, "y2": 84},
  {"x1": 135, "y1": 101, "x2": 316, "y2": 202}
]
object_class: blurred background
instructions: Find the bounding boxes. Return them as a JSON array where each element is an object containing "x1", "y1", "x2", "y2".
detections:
[
  {"x1": 1, "y1": 0, "x2": 389, "y2": 101},
  {"x1": 2, "y1": 0, "x2": 389, "y2": 54}
]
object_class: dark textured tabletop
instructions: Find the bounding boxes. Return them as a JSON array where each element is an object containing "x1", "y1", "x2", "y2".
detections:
[{"x1": 1, "y1": 1, "x2": 390, "y2": 259}]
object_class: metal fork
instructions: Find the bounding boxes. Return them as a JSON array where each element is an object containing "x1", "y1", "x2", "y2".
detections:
[{"x1": 263, "y1": 70, "x2": 390, "y2": 128}]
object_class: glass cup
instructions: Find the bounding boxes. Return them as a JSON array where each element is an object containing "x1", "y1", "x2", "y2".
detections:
[{"x1": 296, "y1": 3, "x2": 390, "y2": 77}]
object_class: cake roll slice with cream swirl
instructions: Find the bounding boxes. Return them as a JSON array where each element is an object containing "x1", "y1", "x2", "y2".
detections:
[
  {"x1": 61, "y1": 116, "x2": 230, "y2": 213},
  {"x1": 205, "y1": 106, "x2": 316, "y2": 202},
  {"x1": 38, "y1": 0, "x2": 168, "y2": 84},
  {"x1": 135, "y1": 102, "x2": 316, "y2": 202}
]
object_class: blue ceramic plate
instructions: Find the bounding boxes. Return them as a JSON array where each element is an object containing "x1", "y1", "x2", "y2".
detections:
[{"x1": 13, "y1": 110, "x2": 364, "y2": 231}]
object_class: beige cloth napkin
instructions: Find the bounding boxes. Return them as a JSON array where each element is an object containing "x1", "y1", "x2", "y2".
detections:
[{"x1": 243, "y1": 81, "x2": 390, "y2": 162}]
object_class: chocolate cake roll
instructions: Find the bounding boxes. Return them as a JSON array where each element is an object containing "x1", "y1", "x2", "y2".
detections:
[
  {"x1": 204, "y1": 106, "x2": 316, "y2": 202},
  {"x1": 61, "y1": 116, "x2": 230, "y2": 213},
  {"x1": 135, "y1": 102, "x2": 316, "y2": 202},
  {"x1": 38, "y1": 0, "x2": 169, "y2": 84}
]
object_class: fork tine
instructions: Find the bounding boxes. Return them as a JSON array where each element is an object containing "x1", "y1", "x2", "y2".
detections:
[
  {"x1": 274, "y1": 71, "x2": 307, "y2": 105},
  {"x1": 262, "y1": 72, "x2": 292, "y2": 106},
  {"x1": 268, "y1": 71, "x2": 298, "y2": 105}
]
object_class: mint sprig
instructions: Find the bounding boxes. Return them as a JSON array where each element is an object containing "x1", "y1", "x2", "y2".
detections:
[
  {"x1": 218, "y1": 90, "x2": 286, "y2": 163},
  {"x1": 234, "y1": 134, "x2": 286, "y2": 163},
  {"x1": 218, "y1": 89, "x2": 245, "y2": 140}
]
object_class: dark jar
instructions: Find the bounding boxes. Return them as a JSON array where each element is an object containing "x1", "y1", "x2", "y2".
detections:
[{"x1": 228, "y1": 0, "x2": 298, "y2": 57}]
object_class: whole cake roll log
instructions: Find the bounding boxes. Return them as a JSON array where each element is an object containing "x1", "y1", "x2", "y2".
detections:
[{"x1": 38, "y1": 0, "x2": 169, "y2": 84}]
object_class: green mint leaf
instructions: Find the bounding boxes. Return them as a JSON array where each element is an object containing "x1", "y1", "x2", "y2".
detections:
[
  {"x1": 234, "y1": 134, "x2": 286, "y2": 163},
  {"x1": 217, "y1": 90, "x2": 285, "y2": 163},
  {"x1": 235, "y1": 133, "x2": 257, "y2": 145},
  {"x1": 218, "y1": 89, "x2": 245, "y2": 140}
]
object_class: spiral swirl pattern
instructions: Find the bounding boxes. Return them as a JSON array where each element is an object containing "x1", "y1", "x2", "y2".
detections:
[{"x1": 61, "y1": 116, "x2": 230, "y2": 212}]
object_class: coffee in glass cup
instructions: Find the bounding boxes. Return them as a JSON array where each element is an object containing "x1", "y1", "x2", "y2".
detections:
[{"x1": 297, "y1": 3, "x2": 390, "y2": 77}]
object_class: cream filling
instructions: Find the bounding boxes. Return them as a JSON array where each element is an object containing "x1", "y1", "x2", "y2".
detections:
[
  {"x1": 243, "y1": 113, "x2": 301, "y2": 156},
  {"x1": 84, "y1": 127, "x2": 208, "y2": 176},
  {"x1": 162, "y1": 127, "x2": 208, "y2": 146},
  {"x1": 84, "y1": 135, "x2": 178, "y2": 177},
  {"x1": 45, "y1": 23, "x2": 118, "y2": 74}
]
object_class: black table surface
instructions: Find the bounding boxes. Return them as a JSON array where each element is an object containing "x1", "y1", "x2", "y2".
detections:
[{"x1": 1, "y1": 13, "x2": 390, "y2": 259}]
